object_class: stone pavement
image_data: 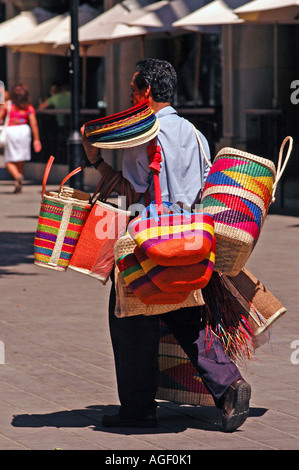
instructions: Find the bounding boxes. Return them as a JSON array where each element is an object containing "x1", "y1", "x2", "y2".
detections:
[{"x1": 0, "y1": 173, "x2": 299, "y2": 452}]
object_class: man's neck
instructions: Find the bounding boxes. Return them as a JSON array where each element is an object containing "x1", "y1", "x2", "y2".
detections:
[{"x1": 150, "y1": 101, "x2": 171, "y2": 114}]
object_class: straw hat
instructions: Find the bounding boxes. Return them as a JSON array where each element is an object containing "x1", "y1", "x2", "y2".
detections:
[{"x1": 84, "y1": 99, "x2": 160, "y2": 149}]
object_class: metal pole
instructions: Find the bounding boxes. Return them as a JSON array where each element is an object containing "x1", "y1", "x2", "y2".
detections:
[{"x1": 68, "y1": 0, "x2": 84, "y2": 189}]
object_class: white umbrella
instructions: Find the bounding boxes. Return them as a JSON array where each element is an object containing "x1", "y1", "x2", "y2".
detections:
[
  {"x1": 0, "y1": 7, "x2": 55, "y2": 47},
  {"x1": 235, "y1": 0, "x2": 299, "y2": 23},
  {"x1": 7, "y1": 4, "x2": 102, "y2": 56},
  {"x1": 55, "y1": 0, "x2": 184, "y2": 49},
  {"x1": 173, "y1": 0, "x2": 244, "y2": 30},
  {"x1": 126, "y1": 0, "x2": 204, "y2": 31}
]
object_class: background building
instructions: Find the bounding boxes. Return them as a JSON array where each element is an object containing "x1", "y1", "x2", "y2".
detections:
[{"x1": 0, "y1": 0, "x2": 298, "y2": 211}]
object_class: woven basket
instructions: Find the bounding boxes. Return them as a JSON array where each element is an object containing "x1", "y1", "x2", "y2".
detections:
[
  {"x1": 200, "y1": 137, "x2": 293, "y2": 276},
  {"x1": 157, "y1": 321, "x2": 215, "y2": 406},
  {"x1": 34, "y1": 156, "x2": 91, "y2": 271},
  {"x1": 114, "y1": 235, "x2": 204, "y2": 317},
  {"x1": 69, "y1": 171, "x2": 131, "y2": 284},
  {"x1": 224, "y1": 268, "x2": 287, "y2": 340}
]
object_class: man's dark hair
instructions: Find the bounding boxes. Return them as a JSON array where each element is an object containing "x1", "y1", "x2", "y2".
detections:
[{"x1": 135, "y1": 58, "x2": 177, "y2": 104}]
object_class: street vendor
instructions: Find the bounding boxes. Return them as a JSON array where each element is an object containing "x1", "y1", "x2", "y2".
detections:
[{"x1": 81, "y1": 58, "x2": 251, "y2": 432}]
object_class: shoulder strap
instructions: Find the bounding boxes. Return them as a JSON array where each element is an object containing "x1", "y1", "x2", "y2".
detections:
[{"x1": 192, "y1": 124, "x2": 212, "y2": 168}]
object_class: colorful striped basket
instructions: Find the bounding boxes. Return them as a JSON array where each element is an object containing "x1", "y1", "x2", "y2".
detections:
[
  {"x1": 84, "y1": 99, "x2": 160, "y2": 149},
  {"x1": 133, "y1": 239, "x2": 216, "y2": 292},
  {"x1": 157, "y1": 321, "x2": 215, "y2": 407},
  {"x1": 34, "y1": 156, "x2": 91, "y2": 271},
  {"x1": 198, "y1": 135, "x2": 293, "y2": 276},
  {"x1": 114, "y1": 235, "x2": 205, "y2": 317}
]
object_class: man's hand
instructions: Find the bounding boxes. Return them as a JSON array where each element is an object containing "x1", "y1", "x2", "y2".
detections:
[{"x1": 80, "y1": 123, "x2": 99, "y2": 164}]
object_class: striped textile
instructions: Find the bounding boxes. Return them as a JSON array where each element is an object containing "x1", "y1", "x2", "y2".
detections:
[
  {"x1": 128, "y1": 210, "x2": 215, "y2": 267},
  {"x1": 34, "y1": 196, "x2": 90, "y2": 271},
  {"x1": 134, "y1": 237, "x2": 216, "y2": 292},
  {"x1": 84, "y1": 99, "x2": 159, "y2": 148},
  {"x1": 116, "y1": 250, "x2": 190, "y2": 305}
]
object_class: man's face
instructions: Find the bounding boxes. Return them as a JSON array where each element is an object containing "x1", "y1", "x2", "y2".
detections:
[{"x1": 130, "y1": 72, "x2": 147, "y2": 105}]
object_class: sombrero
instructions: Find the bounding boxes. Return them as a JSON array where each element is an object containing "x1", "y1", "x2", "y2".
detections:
[{"x1": 84, "y1": 99, "x2": 160, "y2": 149}]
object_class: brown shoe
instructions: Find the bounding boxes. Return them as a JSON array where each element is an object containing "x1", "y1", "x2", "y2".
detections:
[{"x1": 222, "y1": 378, "x2": 251, "y2": 432}]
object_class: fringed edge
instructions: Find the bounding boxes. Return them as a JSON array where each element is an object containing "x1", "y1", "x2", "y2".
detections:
[{"x1": 202, "y1": 272, "x2": 256, "y2": 365}]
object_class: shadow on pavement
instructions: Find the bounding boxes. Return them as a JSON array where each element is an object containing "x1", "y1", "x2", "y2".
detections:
[
  {"x1": 0, "y1": 232, "x2": 36, "y2": 272},
  {"x1": 10, "y1": 404, "x2": 268, "y2": 435}
]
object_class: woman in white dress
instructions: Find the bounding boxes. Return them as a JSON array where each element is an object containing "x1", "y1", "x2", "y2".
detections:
[{"x1": 0, "y1": 83, "x2": 42, "y2": 193}]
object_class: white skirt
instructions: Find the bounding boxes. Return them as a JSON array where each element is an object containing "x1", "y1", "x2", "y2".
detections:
[{"x1": 4, "y1": 124, "x2": 32, "y2": 163}]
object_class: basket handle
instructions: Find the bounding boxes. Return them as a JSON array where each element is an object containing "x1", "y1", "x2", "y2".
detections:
[
  {"x1": 192, "y1": 124, "x2": 212, "y2": 168},
  {"x1": 58, "y1": 165, "x2": 86, "y2": 193},
  {"x1": 41, "y1": 155, "x2": 55, "y2": 199},
  {"x1": 41, "y1": 156, "x2": 86, "y2": 199},
  {"x1": 272, "y1": 136, "x2": 293, "y2": 200}
]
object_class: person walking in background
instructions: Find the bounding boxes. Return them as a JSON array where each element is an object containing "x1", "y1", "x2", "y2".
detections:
[
  {"x1": 0, "y1": 83, "x2": 42, "y2": 193},
  {"x1": 38, "y1": 83, "x2": 71, "y2": 162}
]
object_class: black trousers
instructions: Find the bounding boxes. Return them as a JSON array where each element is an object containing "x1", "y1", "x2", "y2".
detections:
[{"x1": 108, "y1": 280, "x2": 242, "y2": 418}]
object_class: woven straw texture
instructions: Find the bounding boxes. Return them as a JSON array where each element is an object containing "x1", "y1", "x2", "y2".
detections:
[
  {"x1": 34, "y1": 191, "x2": 91, "y2": 271},
  {"x1": 114, "y1": 235, "x2": 204, "y2": 317},
  {"x1": 157, "y1": 321, "x2": 214, "y2": 406},
  {"x1": 225, "y1": 268, "x2": 287, "y2": 338},
  {"x1": 85, "y1": 99, "x2": 160, "y2": 149},
  {"x1": 128, "y1": 207, "x2": 215, "y2": 267},
  {"x1": 134, "y1": 239, "x2": 216, "y2": 292},
  {"x1": 69, "y1": 200, "x2": 130, "y2": 284},
  {"x1": 201, "y1": 147, "x2": 276, "y2": 276}
]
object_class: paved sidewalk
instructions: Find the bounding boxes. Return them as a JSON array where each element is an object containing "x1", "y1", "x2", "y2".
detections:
[{"x1": 0, "y1": 175, "x2": 299, "y2": 451}]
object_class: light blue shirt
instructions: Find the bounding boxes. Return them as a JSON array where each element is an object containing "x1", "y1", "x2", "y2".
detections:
[{"x1": 122, "y1": 106, "x2": 211, "y2": 207}]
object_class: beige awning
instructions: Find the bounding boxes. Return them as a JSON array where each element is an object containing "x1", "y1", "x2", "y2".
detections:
[
  {"x1": 0, "y1": 7, "x2": 55, "y2": 47},
  {"x1": 234, "y1": 0, "x2": 299, "y2": 24},
  {"x1": 7, "y1": 4, "x2": 103, "y2": 56},
  {"x1": 55, "y1": 0, "x2": 190, "y2": 49},
  {"x1": 173, "y1": 0, "x2": 244, "y2": 30},
  {"x1": 125, "y1": 0, "x2": 204, "y2": 32}
]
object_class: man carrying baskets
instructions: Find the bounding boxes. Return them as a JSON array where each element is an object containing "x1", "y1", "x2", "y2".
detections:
[{"x1": 81, "y1": 58, "x2": 251, "y2": 432}]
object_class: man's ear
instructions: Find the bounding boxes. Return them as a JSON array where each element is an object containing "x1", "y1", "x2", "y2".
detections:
[{"x1": 144, "y1": 85, "x2": 151, "y2": 99}]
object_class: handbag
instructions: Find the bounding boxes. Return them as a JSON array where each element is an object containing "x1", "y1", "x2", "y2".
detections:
[
  {"x1": 34, "y1": 156, "x2": 91, "y2": 271},
  {"x1": 128, "y1": 200, "x2": 215, "y2": 267},
  {"x1": 133, "y1": 237, "x2": 216, "y2": 292},
  {"x1": 115, "y1": 236, "x2": 191, "y2": 305},
  {"x1": 68, "y1": 169, "x2": 131, "y2": 284},
  {"x1": 199, "y1": 134, "x2": 293, "y2": 276},
  {"x1": 0, "y1": 100, "x2": 11, "y2": 148},
  {"x1": 114, "y1": 236, "x2": 204, "y2": 316}
]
